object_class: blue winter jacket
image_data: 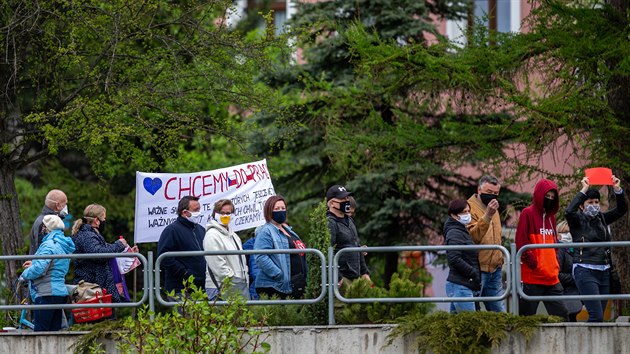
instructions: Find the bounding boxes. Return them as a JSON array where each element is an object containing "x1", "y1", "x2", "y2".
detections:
[
  {"x1": 22, "y1": 229, "x2": 76, "y2": 300},
  {"x1": 254, "y1": 223, "x2": 302, "y2": 294}
]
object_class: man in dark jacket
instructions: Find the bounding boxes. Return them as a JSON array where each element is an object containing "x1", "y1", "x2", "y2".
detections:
[
  {"x1": 29, "y1": 189, "x2": 69, "y2": 255},
  {"x1": 157, "y1": 196, "x2": 207, "y2": 295},
  {"x1": 327, "y1": 185, "x2": 370, "y2": 288}
]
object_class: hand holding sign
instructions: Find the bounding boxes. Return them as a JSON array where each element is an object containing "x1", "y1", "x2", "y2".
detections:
[{"x1": 585, "y1": 168, "x2": 613, "y2": 186}]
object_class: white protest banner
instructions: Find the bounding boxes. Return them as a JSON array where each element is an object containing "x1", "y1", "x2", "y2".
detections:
[{"x1": 134, "y1": 159, "x2": 275, "y2": 243}]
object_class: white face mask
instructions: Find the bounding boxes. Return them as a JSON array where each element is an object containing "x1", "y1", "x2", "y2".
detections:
[
  {"x1": 59, "y1": 205, "x2": 69, "y2": 217},
  {"x1": 187, "y1": 211, "x2": 204, "y2": 224},
  {"x1": 457, "y1": 213, "x2": 472, "y2": 225},
  {"x1": 559, "y1": 232, "x2": 572, "y2": 243}
]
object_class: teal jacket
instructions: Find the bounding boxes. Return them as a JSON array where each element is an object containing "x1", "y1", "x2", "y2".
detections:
[{"x1": 22, "y1": 229, "x2": 76, "y2": 300}]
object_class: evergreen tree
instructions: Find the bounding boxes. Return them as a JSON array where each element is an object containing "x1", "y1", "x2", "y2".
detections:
[
  {"x1": 246, "y1": 0, "x2": 516, "y2": 286},
  {"x1": 327, "y1": 0, "x2": 630, "y2": 295}
]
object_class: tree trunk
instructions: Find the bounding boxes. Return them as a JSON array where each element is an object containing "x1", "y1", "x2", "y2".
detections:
[
  {"x1": 605, "y1": 0, "x2": 630, "y2": 315},
  {"x1": 0, "y1": 165, "x2": 24, "y2": 286}
]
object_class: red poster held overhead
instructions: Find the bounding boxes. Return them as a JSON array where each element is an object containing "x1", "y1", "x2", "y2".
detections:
[{"x1": 585, "y1": 167, "x2": 613, "y2": 185}]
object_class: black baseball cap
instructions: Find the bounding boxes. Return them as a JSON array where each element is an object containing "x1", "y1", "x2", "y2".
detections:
[{"x1": 326, "y1": 185, "x2": 353, "y2": 201}]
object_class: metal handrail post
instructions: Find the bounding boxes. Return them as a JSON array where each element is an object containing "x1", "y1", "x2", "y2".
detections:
[
  {"x1": 328, "y1": 247, "x2": 335, "y2": 325},
  {"x1": 510, "y1": 243, "x2": 518, "y2": 315},
  {"x1": 148, "y1": 251, "x2": 155, "y2": 321}
]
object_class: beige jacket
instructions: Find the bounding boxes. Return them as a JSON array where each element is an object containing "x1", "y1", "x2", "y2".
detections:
[{"x1": 466, "y1": 194, "x2": 504, "y2": 272}]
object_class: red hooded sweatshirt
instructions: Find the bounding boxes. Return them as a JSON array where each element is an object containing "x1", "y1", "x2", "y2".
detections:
[{"x1": 515, "y1": 179, "x2": 560, "y2": 286}]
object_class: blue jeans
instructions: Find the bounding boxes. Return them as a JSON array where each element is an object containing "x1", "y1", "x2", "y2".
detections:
[
  {"x1": 446, "y1": 281, "x2": 477, "y2": 313},
  {"x1": 574, "y1": 266, "x2": 609, "y2": 322},
  {"x1": 33, "y1": 296, "x2": 67, "y2": 332},
  {"x1": 480, "y1": 267, "x2": 505, "y2": 312}
]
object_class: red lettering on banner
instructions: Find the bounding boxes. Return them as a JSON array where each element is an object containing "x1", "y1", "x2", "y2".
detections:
[
  {"x1": 178, "y1": 177, "x2": 192, "y2": 199},
  {"x1": 213, "y1": 172, "x2": 228, "y2": 194},
  {"x1": 191, "y1": 175, "x2": 202, "y2": 197},
  {"x1": 164, "y1": 177, "x2": 177, "y2": 200},
  {"x1": 202, "y1": 175, "x2": 214, "y2": 196}
]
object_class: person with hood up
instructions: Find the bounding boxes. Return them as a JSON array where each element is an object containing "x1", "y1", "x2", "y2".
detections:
[
  {"x1": 21, "y1": 215, "x2": 75, "y2": 331},
  {"x1": 565, "y1": 175, "x2": 627, "y2": 322},
  {"x1": 203, "y1": 199, "x2": 250, "y2": 300},
  {"x1": 444, "y1": 199, "x2": 481, "y2": 313},
  {"x1": 515, "y1": 179, "x2": 568, "y2": 320}
]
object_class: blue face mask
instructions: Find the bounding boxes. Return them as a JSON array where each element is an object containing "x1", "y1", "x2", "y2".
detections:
[
  {"x1": 272, "y1": 210, "x2": 287, "y2": 224},
  {"x1": 457, "y1": 213, "x2": 472, "y2": 225}
]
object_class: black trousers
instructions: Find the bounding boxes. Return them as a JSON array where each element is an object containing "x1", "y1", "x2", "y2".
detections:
[{"x1": 519, "y1": 282, "x2": 568, "y2": 320}]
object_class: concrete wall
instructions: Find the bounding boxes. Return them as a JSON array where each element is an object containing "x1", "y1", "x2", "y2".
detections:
[{"x1": 2, "y1": 324, "x2": 630, "y2": 353}]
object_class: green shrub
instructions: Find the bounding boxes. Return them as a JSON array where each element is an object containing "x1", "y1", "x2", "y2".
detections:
[
  {"x1": 249, "y1": 294, "x2": 311, "y2": 327},
  {"x1": 336, "y1": 268, "x2": 434, "y2": 324},
  {"x1": 388, "y1": 311, "x2": 562, "y2": 354},
  {"x1": 72, "y1": 277, "x2": 270, "y2": 354},
  {"x1": 303, "y1": 200, "x2": 330, "y2": 325}
]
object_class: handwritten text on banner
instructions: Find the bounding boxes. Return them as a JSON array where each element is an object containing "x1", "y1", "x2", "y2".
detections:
[{"x1": 134, "y1": 159, "x2": 275, "y2": 243}]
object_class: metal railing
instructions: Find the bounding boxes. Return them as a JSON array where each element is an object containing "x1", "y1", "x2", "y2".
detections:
[
  {"x1": 0, "y1": 252, "x2": 149, "y2": 311},
  {"x1": 329, "y1": 245, "x2": 510, "y2": 324},
  {"x1": 513, "y1": 241, "x2": 630, "y2": 315},
  {"x1": 154, "y1": 248, "x2": 327, "y2": 306},
  {"x1": 3, "y1": 241, "x2": 630, "y2": 325}
]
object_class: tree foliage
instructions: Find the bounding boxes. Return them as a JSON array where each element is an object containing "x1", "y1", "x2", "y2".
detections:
[
  {"x1": 335, "y1": 0, "x2": 630, "y2": 295},
  {"x1": 0, "y1": 0, "x2": 284, "y2": 283},
  {"x1": 248, "y1": 0, "x2": 499, "y2": 287}
]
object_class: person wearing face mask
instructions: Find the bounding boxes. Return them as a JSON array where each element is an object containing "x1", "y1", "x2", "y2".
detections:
[
  {"x1": 565, "y1": 176, "x2": 627, "y2": 322},
  {"x1": 29, "y1": 189, "x2": 70, "y2": 255},
  {"x1": 444, "y1": 199, "x2": 481, "y2": 313},
  {"x1": 326, "y1": 184, "x2": 371, "y2": 290},
  {"x1": 203, "y1": 199, "x2": 249, "y2": 300},
  {"x1": 157, "y1": 196, "x2": 207, "y2": 296},
  {"x1": 466, "y1": 175, "x2": 505, "y2": 312},
  {"x1": 555, "y1": 220, "x2": 583, "y2": 322},
  {"x1": 72, "y1": 204, "x2": 134, "y2": 304},
  {"x1": 515, "y1": 179, "x2": 568, "y2": 320},
  {"x1": 254, "y1": 195, "x2": 308, "y2": 299},
  {"x1": 21, "y1": 215, "x2": 75, "y2": 331}
]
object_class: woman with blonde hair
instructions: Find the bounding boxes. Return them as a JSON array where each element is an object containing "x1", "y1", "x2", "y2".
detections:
[{"x1": 72, "y1": 204, "x2": 134, "y2": 303}]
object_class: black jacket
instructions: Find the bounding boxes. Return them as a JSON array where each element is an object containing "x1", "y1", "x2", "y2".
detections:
[
  {"x1": 157, "y1": 216, "x2": 206, "y2": 292},
  {"x1": 328, "y1": 211, "x2": 369, "y2": 280},
  {"x1": 557, "y1": 248, "x2": 577, "y2": 289},
  {"x1": 565, "y1": 191, "x2": 627, "y2": 265},
  {"x1": 73, "y1": 223, "x2": 126, "y2": 302},
  {"x1": 556, "y1": 247, "x2": 583, "y2": 314},
  {"x1": 444, "y1": 217, "x2": 481, "y2": 291}
]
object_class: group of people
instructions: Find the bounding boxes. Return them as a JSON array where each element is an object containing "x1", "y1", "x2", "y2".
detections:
[
  {"x1": 22, "y1": 189, "x2": 136, "y2": 331},
  {"x1": 445, "y1": 175, "x2": 627, "y2": 322},
  {"x1": 156, "y1": 184, "x2": 370, "y2": 302},
  {"x1": 26, "y1": 174, "x2": 619, "y2": 331}
]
